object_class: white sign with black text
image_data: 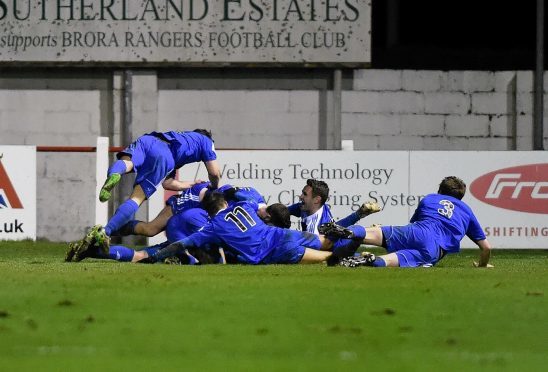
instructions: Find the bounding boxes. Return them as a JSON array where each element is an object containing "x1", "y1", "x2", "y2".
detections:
[
  {"x1": 0, "y1": 146, "x2": 36, "y2": 240},
  {"x1": 148, "y1": 151, "x2": 548, "y2": 248}
]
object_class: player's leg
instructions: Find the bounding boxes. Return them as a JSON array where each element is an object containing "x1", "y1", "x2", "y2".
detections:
[
  {"x1": 260, "y1": 230, "x2": 323, "y2": 264},
  {"x1": 337, "y1": 201, "x2": 381, "y2": 227},
  {"x1": 130, "y1": 242, "x2": 171, "y2": 262},
  {"x1": 275, "y1": 230, "x2": 355, "y2": 265},
  {"x1": 324, "y1": 225, "x2": 388, "y2": 267},
  {"x1": 132, "y1": 205, "x2": 173, "y2": 237},
  {"x1": 338, "y1": 251, "x2": 398, "y2": 267},
  {"x1": 76, "y1": 183, "x2": 148, "y2": 258},
  {"x1": 362, "y1": 226, "x2": 383, "y2": 246},
  {"x1": 70, "y1": 224, "x2": 109, "y2": 262},
  {"x1": 99, "y1": 135, "x2": 151, "y2": 203},
  {"x1": 69, "y1": 240, "x2": 168, "y2": 263},
  {"x1": 319, "y1": 222, "x2": 383, "y2": 246},
  {"x1": 372, "y1": 252, "x2": 399, "y2": 266},
  {"x1": 298, "y1": 248, "x2": 333, "y2": 264},
  {"x1": 103, "y1": 185, "x2": 147, "y2": 238},
  {"x1": 318, "y1": 224, "x2": 367, "y2": 258},
  {"x1": 100, "y1": 136, "x2": 173, "y2": 239},
  {"x1": 69, "y1": 241, "x2": 134, "y2": 262},
  {"x1": 368, "y1": 225, "x2": 429, "y2": 267},
  {"x1": 99, "y1": 155, "x2": 133, "y2": 202}
]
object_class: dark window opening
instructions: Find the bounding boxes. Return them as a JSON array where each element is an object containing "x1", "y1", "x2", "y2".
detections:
[{"x1": 372, "y1": 0, "x2": 543, "y2": 70}]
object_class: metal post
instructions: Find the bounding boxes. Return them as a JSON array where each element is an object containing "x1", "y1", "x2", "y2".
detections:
[
  {"x1": 333, "y1": 69, "x2": 342, "y2": 150},
  {"x1": 509, "y1": 75, "x2": 517, "y2": 150},
  {"x1": 120, "y1": 70, "x2": 136, "y2": 245},
  {"x1": 123, "y1": 70, "x2": 133, "y2": 148},
  {"x1": 534, "y1": 0, "x2": 545, "y2": 150}
]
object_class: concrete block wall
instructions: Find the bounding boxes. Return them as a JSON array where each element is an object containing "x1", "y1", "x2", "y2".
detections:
[
  {"x1": 158, "y1": 90, "x2": 321, "y2": 149},
  {"x1": 347, "y1": 70, "x2": 548, "y2": 150},
  {"x1": 1, "y1": 69, "x2": 547, "y2": 242},
  {"x1": 0, "y1": 76, "x2": 111, "y2": 240}
]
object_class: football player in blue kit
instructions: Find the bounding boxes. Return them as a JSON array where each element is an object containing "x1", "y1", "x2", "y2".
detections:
[
  {"x1": 139, "y1": 191, "x2": 367, "y2": 266},
  {"x1": 72, "y1": 129, "x2": 221, "y2": 257},
  {"x1": 288, "y1": 179, "x2": 381, "y2": 235},
  {"x1": 110, "y1": 182, "x2": 285, "y2": 242},
  {"x1": 323, "y1": 176, "x2": 493, "y2": 268},
  {"x1": 66, "y1": 182, "x2": 290, "y2": 264},
  {"x1": 66, "y1": 206, "x2": 215, "y2": 264}
]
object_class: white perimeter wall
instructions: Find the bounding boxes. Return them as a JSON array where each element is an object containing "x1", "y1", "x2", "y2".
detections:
[{"x1": 0, "y1": 69, "x2": 547, "y2": 241}]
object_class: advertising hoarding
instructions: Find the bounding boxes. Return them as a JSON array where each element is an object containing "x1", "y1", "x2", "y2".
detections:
[
  {"x1": 0, "y1": 0, "x2": 371, "y2": 65},
  {"x1": 0, "y1": 146, "x2": 36, "y2": 240},
  {"x1": 149, "y1": 150, "x2": 548, "y2": 248}
]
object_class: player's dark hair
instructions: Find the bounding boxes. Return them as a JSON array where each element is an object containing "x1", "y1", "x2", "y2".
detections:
[
  {"x1": 222, "y1": 187, "x2": 238, "y2": 202},
  {"x1": 307, "y1": 179, "x2": 329, "y2": 205},
  {"x1": 438, "y1": 176, "x2": 466, "y2": 200},
  {"x1": 201, "y1": 191, "x2": 226, "y2": 216},
  {"x1": 193, "y1": 128, "x2": 213, "y2": 139},
  {"x1": 266, "y1": 203, "x2": 291, "y2": 228}
]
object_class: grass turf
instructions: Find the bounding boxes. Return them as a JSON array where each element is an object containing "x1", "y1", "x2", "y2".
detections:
[{"x1": 0, "y1": 241, "x2": 546, "y2": 371}]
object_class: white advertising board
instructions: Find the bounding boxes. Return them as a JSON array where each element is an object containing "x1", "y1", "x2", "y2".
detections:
[
  {"x1": 0, "y1": 146, "x2": 36, "y2": 240},
  {"x1": 149, "y1": 151, "x2": 548, "y2": 249},
  {"x1": 411, "y1": 152, "x2": 548, "y2": 249}
]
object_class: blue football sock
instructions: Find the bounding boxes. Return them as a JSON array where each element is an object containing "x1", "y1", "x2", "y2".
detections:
[
  {"x1": 108, "y1": 245, "x2": 135, "y2": 262},
  {"x1": 372, "y1": 257, "x2": 386, "y2": 267},
  {"x1": 142, "y1": 241, "x2": 170, "y2": 258},
  {"x1": 349, "y1": 225, "x2": 366, "y2": 240},
  {"x1": 144, "y1": 246, "x2": 161, "y2": 257},
  {"x1": 337, "y1": 212, "x2": 360, "y2": 227},
  {"x1": 105, "y1": 199, "x2": 139, "y2": 236},
  {"x1": 114, "y1": 220, "x2": 141, "y2": 236},
  {"x1": 185, "y1": 250, "x2": 199, "y2": 265},
  {"x1": 333, "y1": 239, "x2": 361, "y2": 257},
  {"x1": 107, "y1": 160, "x2": 127, "y2": 177}
]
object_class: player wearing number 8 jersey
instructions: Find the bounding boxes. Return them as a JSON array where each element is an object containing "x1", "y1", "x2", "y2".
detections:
[{"x1": 322, "y1": 176, "x2": 493, "y2": 268}]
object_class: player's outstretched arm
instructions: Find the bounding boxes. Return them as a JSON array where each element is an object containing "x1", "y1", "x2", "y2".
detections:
[
  {"x1": 162, "y1": 177, "x2": 202, "y2": 191},
  {"x1": 204, "y1": 159, "x2": 221, "y2": 189},
  {"x1": 473, "y1": 239, "x2": 493, "y2": 268}
]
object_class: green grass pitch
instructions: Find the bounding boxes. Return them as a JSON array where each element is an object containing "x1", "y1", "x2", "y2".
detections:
[{"x1": 0, "y1": 241, "x2": 546, "y2": 371}]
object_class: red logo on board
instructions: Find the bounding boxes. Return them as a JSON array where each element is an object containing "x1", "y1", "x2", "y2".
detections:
[
  {"x1": 0, "y1": 160, "x2": 23, "y2": 209},
  {"x1": 470, "y1": 163, "x2": 548, "y2": 214}
]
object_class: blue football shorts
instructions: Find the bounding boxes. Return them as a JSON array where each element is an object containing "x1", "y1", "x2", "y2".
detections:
[
  {"x1": 118, "y1": 134, "x2": 175, "y2": 198},
  {"x1": 380, "y1": 224, "x2": 443, "y2": 267},
  {"x1": 261, "y1": 230, "x2": 321, "y2": 264},
  {"x1": 165, "y1": 208, "x2": 208, "y2": 243}
]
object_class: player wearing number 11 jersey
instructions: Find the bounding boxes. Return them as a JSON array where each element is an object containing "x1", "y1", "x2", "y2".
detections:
[{"x1": 141, "y1": 191, "x2": 365, "y2": 265}]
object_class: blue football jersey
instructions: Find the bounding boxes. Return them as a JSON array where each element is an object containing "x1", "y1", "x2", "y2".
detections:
[
  {"x1": 184, "y1": 201, "x2": 286, "y2": 264},
  {"x1": 410, "y1": 193, "x2": 486, "y2": 253},
  {"x1": 167, "y1": 182, "x2": 210, "y2": 215},
  {"x1": 168, "y1": 184, "x2": 265, "y2": 216},
  {"x1": 149, "y1": 131, "x2": 217, "y2": 168},
  {"x1": 231, "y1": 187, "x2": 266, "y2": 205}
]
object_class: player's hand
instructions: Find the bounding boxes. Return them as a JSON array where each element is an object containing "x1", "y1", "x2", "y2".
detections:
[{"x1": 473, "y1": 261, "x2": 494, "y2": 268}]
